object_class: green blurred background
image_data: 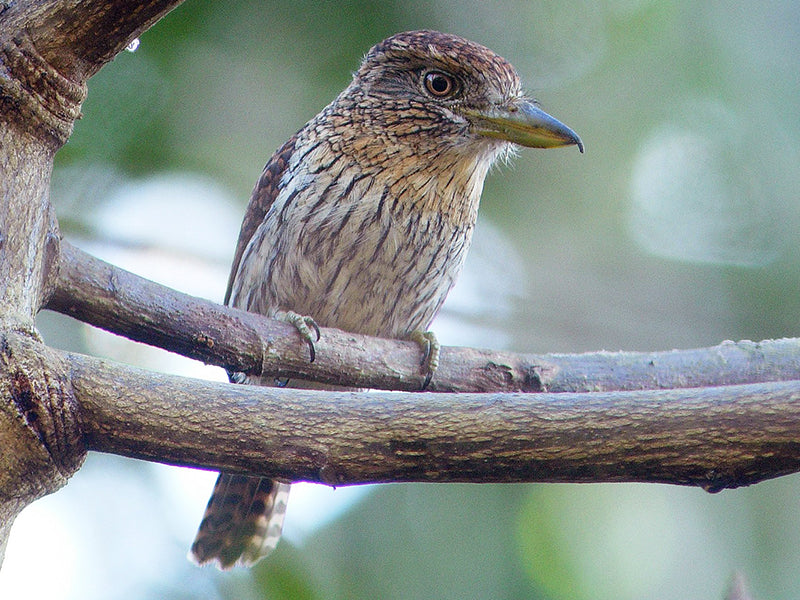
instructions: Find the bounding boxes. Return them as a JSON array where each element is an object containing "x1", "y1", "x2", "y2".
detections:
[{"x1": 3, "y1": 1, "x2": 800, "y2": 599}]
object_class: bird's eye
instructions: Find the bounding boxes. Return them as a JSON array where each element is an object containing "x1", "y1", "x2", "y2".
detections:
[{"x1": 423, "y1": 71, "x2": 458, "y2": 97}]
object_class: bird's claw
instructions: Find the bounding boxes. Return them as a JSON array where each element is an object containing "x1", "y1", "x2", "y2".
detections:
[
  {"x1": 409, "y1": 330, "x2": 439, "y2": 390},
  {"x1": 282, "y1": 311, "x2": 321, "y2": 363}
]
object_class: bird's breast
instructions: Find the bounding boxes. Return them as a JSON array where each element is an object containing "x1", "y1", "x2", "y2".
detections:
[{"x1": 234, "y1": 156, "x2": 485, "y2": 339}]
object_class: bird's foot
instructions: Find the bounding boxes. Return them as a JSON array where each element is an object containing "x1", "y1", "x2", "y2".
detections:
[
  {"x1": 279, "y1": 311, "x2": 321, "y2": 363},
  {"x1": 408, "y1": 330, "x2": 439, "y2": 390}
]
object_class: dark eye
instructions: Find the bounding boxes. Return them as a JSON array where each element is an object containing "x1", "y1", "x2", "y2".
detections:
[{"x1": 423, "y1": 71, "x2": 458, "y2": 97}]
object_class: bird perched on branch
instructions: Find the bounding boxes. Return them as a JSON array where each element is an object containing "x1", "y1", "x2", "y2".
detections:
[{"x1": 190, "y1": 29, "x2": 582, "y2": 569}]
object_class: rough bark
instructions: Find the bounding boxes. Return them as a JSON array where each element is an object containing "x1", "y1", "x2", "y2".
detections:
[
  {"x1": 0, "y1": 0, "x2": 186, "y2": 569},
  {"x1": 0, "y1": 43, "x2": 67, "y2": 564},
  {"x1": 47, "y1": 241, "x2": 800, "y2": 394},
  {"x1": 64, "y1": 343, "x2": 800, "y2": 491}
]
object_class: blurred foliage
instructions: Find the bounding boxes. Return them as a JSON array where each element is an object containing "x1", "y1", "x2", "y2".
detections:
[{"x1": 7, "y1": 1, "x2": 800, "y2": 599}]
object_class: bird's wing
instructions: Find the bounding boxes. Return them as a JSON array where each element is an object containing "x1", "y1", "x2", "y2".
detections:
[{"x1": 223, "y1": 135, "x2": 298, "y2": 306}]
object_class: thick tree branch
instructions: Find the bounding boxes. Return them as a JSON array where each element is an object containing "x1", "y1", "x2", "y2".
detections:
[
  {"x1": 0, "y1": 327, "x2": 80, "y2": 564},
  {"x1": 5, "y1": 320, "x2": 800, "y2": 521},
  {"x1": 3, "y1": 0, "x2": 184, "y2": 82},
  {"x1": 0, "y1": 0, "x2": 186, "y2": 568},
  {"x1": 62, "y1": 336, "x2": 800, "y2": 491},
  {"x1": 8, "y1": 321, "x2": 799, "y2": 511},
  {"x1": 1, "y1": 0, "x2": 183, "y2": 147},
  {"x1": 47, "y1": 241, "x2": 800, "y2": 393}
]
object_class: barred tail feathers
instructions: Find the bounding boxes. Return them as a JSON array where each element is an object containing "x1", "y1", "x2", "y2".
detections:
[{"x1": 189, "y1": 473, "x2": 291, "y2": 569}]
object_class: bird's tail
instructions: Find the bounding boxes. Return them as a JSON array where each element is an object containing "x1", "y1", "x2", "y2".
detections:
[{"x1": 189, "y1": 473, "x2": 291, "y2": 569}]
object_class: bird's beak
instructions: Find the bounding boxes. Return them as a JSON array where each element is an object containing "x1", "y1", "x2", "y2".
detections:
[{"x1": 465, "y1": 99, "x2": 584, "y2": 152}]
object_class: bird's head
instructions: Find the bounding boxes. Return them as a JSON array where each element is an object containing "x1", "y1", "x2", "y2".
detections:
[{"x1": 344, "y1": 30, "x2": 583, "y2": 158}]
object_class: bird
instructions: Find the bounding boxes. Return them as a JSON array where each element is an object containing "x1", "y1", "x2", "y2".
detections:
[{"x1": 189, "y1": 29, "x2": 582, "y2": 569}]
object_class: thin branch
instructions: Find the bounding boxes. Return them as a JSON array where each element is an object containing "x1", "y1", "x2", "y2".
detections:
[
  {"x1": 48, "y1": 241, "x2": 800, "y2": 393},
  {"x1": 65, "y1": 340, "x2": 800, "y2": 490}
]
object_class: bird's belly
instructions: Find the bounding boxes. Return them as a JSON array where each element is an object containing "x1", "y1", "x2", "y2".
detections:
[{"x1": 275, "y1": 203, "x2": 473, "y2": 339}]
